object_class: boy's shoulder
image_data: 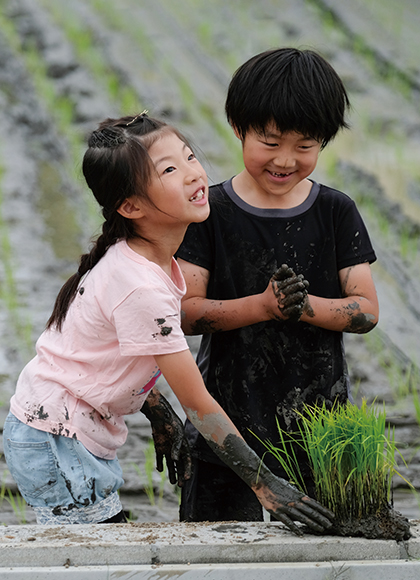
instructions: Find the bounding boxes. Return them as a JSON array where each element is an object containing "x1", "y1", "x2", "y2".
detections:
[
  {"x1": 209, "y1": 180, "x2": 231, "y2": 198},
  {"x1": 316, "y1": 182, "x2": 357, "y2": 210},
  {"x1": 208, "y1": 179, "x2": 355, "y2": 214}
]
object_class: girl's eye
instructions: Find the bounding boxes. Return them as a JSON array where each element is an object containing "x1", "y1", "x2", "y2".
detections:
[
  {"x1": 163, "y1": 166, "x2": 176, "y2": 174},
  {"x1": 188, "y1": 152, "x2": 196, "y2": 161}
]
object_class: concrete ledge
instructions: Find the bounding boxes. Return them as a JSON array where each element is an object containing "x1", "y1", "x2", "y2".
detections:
[
  {"x1": 0, "y1": 562, "x2": 420, "y2": 580},
  {"x1": 1, "y1": 521, "x2": 419, "y2": 578}
]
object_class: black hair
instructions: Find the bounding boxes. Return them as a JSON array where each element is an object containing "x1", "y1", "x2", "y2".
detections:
[
  {"x1": 47, "y1": 113, "x2": 187, "y2": 331},
  {"x1": 225, "y1": 47, "x2": 351, "y2": 148}
]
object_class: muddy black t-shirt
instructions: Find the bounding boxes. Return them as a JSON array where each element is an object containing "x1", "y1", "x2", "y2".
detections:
[{"x1": 177, "y1": 179, "x2": 376, "y2": 475}]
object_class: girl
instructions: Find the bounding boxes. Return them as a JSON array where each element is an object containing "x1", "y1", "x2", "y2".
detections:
[{"x1": 3, "y1": 113, "x2": 333, "y2": 534}]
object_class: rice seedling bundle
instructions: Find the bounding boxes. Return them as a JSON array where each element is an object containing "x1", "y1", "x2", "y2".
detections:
[{"x1": 255, "y1": 400, "x2": 411, "y2": 538}]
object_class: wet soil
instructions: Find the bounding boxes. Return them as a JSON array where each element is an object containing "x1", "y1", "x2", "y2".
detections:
[
  {"x1": 330, "y1": 507, "x2": 411, "y2": 541},
  {"x1": 1, "y1": 0, "x2": 420, "y2": 531}
]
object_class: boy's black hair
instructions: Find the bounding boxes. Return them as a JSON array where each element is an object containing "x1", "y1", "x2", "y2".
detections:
[{"x1": 225, "y1": 47, "x2": 350, "y2": 149}]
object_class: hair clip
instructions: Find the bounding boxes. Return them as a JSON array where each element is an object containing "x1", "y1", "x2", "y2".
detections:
[{"x1": 126, "y1": 110, "x2": 149, "y2": 126}]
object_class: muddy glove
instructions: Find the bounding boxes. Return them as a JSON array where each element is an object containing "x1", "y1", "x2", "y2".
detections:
[
  {"x1": 253, "y1": 468, "x2": 334, "y2": 536},
  {"x1": 203, "y1": 430, "x2": 334, "y2": 536},
  {"x1": 271, "y1": 264, "x2": 309, "y2": 323},
  {"x1": 141, "y1": 388, "x2": 192, "y2": 486}
]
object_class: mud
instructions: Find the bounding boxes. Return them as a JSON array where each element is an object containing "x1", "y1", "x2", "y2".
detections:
[
  {"x1": 1, "y1": 0, "x2": 420, "y2": 528},
  {"x1": 329, "y1": 506, "x2": 411, "y2": 541}
]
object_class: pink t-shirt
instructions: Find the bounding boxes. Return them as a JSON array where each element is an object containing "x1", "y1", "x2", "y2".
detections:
[{"x1": 10, "y1": 240, "x2": 189, "y2": 459}]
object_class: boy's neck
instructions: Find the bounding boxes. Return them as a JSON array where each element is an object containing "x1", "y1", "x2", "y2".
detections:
[{"x1": 232, "y1": 172, "x2": 313, "y2": 210}]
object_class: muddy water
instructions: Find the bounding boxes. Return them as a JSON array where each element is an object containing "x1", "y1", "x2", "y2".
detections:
[{"x1": 1, "y1": 0, "x2": 420, "y2": 525}]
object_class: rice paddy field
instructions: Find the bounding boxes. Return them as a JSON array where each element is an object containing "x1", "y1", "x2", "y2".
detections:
[{"x1": 0, "y1": 0, "x2": 420, "y2": 525}]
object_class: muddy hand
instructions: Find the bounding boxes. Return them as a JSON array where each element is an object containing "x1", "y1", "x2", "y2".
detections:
[
  {"x1": 256, "y1": 472, "x2": 334, "y2": 536},
  {"x1": 271, "y1": 265, "x2": 309, "y2": 323},
  {"x1": 141, "y1": 390, "x2": 192, "y2": 486}
]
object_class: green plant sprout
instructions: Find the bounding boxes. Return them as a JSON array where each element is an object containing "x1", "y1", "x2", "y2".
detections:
[
  {"x1": 38, "y1": 0, "x2": 142, "y2": 115},
  {"x1": 362, "y1": 331, "x2": 419, "y2": 400},
  {"x1": 0, "y1": 169, "x2": 34, "y2": 359},
  {"x1": 253, "y1": 400, "x2": 412, "y2": 523},
  {"x1": 132, "y1": 439, "x2": 166, "y2": 509},
  {"x1": 1, "y1": 467, "x2": 27, "y2": 525}
]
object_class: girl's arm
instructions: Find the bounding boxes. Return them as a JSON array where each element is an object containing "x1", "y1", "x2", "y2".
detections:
[
  {"x1": 178, "y1": 259, "x2": 378, "y2": 335},
  {"x1": 141, "y1": 387, "x2": 192, "y2": 486},
  {"x1": 154, "y1": 348, "x2": 334, "y2": 535}
]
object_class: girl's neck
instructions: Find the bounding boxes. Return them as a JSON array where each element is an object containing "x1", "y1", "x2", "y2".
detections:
[{"x1": 126, "y1": 237, "x2": 178, "y2": 277}]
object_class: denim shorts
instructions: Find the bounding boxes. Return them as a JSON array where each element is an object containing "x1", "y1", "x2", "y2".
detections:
[{"x1": 3, "y1": 413, "x2": 124, "y2": 524}]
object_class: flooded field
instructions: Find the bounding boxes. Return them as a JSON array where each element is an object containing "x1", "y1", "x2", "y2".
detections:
[{"x1": 1, "y1": 0, "x2": 420, "y2": 525}]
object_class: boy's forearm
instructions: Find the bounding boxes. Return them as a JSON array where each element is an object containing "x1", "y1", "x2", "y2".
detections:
[
  {"x1": 181, "y1": 294, "x2": 270, "y2": 335},
  {"x1": 300, "y1": 294, "x2": 378, "y2": 333}
]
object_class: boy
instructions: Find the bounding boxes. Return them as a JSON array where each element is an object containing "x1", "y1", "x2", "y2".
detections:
[{"x1": 176, "y1": 48, "x2": 379, "y2": 522}]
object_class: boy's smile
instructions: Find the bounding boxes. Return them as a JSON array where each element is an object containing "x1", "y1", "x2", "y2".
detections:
[{"x1": 233, "y1": 124, "x2": 321, "y2": 209}]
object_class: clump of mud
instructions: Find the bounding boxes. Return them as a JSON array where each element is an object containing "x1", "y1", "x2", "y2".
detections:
[{"x1": 325, "y1": 505, "x2": 411, "y2": 541}]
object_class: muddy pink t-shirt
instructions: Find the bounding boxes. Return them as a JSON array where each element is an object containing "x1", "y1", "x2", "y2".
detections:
[{"x1": 10, "y1": 240, "x2": 188, "y2": 459}]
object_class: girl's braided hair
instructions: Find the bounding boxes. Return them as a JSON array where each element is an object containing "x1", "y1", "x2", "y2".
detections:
[{"x1": 47, "y1": 113, "x2": 183, "y2": 331}]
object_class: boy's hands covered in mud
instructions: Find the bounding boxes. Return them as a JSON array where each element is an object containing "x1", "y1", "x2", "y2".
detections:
[{"x1": 271, "y1": 264, "x2": 309, "y2": 323}]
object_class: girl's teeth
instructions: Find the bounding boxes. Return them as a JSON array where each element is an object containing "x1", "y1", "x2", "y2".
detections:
[{"x1": 190, "y1": 189, "x2": 204, "y2": 201}]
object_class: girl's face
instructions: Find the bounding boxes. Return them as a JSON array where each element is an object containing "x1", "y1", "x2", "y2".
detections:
[{"x1": 145, "y1": 131, "x2": 209, "y2": 226}]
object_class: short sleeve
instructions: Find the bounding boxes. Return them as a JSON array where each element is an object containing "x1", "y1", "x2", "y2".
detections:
[
  {"x1": 334, "y1": 195, "x2": 376, "y2": 271},
  {"x1": 113, "y1": 284, "x2": 188, "y2": 357}
]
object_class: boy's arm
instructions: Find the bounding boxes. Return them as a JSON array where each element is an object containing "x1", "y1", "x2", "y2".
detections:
[
  {"x1": 178, "y1": 259, "x2": 306, "y2": 335},
  {"x1": 179, "y1": 259, "x2": 378, "y2": 335},
  {"x1": 300, "y1": 262, "x2": 378, "y2": 333},
  {"x1": 155, "y1": 348, "x2": 334, "y2": 535}
]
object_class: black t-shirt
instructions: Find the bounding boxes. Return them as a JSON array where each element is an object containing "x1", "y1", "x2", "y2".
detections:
[{"x1": 177, "y1": 179, "x2": 376, "y2": 473}]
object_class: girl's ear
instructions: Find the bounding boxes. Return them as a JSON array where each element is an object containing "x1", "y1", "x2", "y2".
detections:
[{"x1": 117, "y1": 198, "x2": 145, "y2": 220}]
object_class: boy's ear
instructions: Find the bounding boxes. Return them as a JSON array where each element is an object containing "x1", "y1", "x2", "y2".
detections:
[
  {"x1": 232, "y1": 125, "x2": 242, "y2": 140},
  {"x1": 117, "y1": 198, "x2": 145, "y2": 219}
]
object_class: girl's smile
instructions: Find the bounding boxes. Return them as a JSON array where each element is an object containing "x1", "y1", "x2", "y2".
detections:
[{"x1": 147, "y1": 132, "x2": 210, "y2": 222}]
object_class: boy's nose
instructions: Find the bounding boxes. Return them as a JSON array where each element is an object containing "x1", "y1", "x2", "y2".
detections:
[{"x1": 273, "y1": 149, "x2": 294, "y2": 168}]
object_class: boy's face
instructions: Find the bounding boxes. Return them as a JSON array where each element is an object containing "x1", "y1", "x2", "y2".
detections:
[{"x1": 238, "y1": 123, "x2": 321, "y2": 207}]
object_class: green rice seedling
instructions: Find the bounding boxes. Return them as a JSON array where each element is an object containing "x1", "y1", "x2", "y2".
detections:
[
  {"x1": 0, "y1": 468, "x2": 7, "y2": 515},
  {"x1": 0, "y1": 169, "x2": 34, "y2": 358},
  {"x1": 132, "y1": 439, "x2": 166, "y2": 508},
  {"x1": 400, "y1": 225, "x2": 419, "y2": 262},
  {"x1": 5, "y1": 489, "x2": 27, "y2": 525},
  {"x1": 411, "y1": 383, "x2": 420, "y2": 429},
  {"x1": 0, "y1": 468, "x2": 27, "y2": 525},
  {"x1": 254, "y1": 400, "x2": 411, "y2": 525}
]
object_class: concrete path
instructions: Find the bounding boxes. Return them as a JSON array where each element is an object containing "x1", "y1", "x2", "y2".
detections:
[{"x1": 1, "y1": 521, "x2": 420, "y2": 579}]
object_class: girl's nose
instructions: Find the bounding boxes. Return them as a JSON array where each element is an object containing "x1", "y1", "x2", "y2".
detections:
[{"x1": 186, "y1": 164, "x2": 203, "y2": 182}]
